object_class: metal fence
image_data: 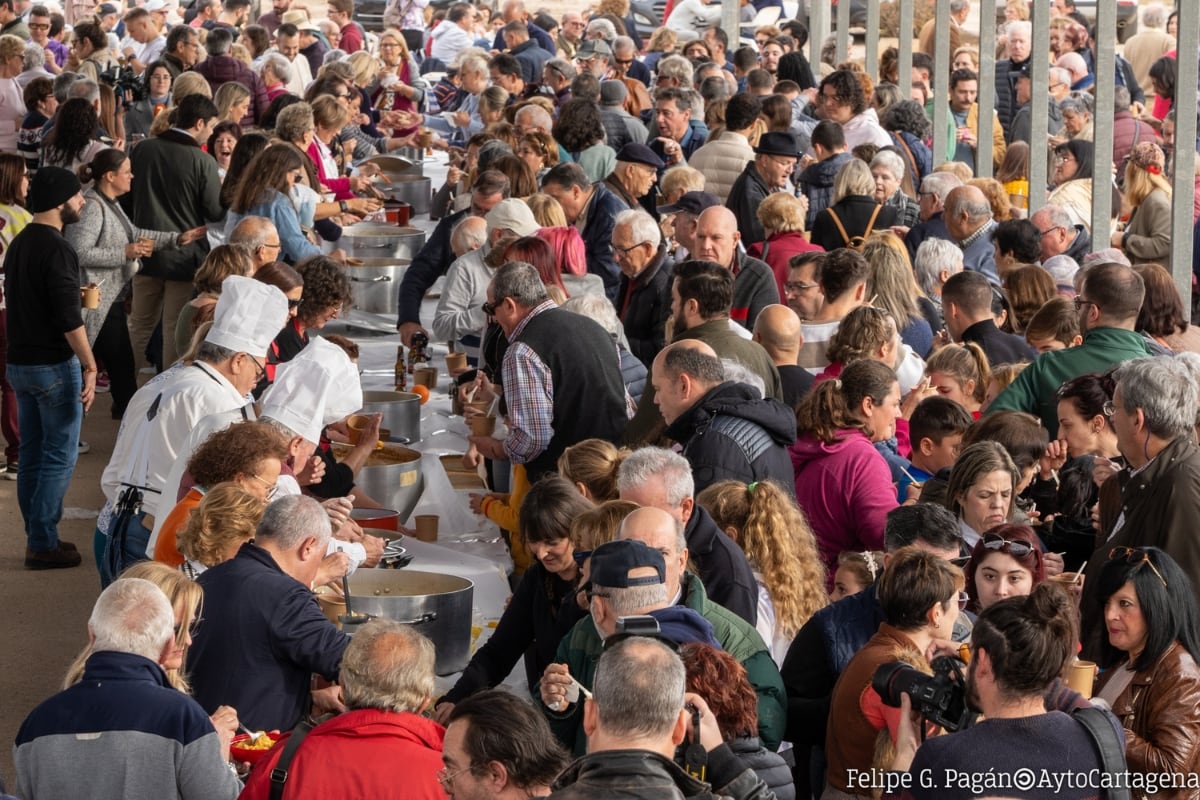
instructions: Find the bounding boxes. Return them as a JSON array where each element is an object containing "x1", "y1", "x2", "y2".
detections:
[{"x1": 788, "y1": 0, "x2": 1198, "y2": 308}]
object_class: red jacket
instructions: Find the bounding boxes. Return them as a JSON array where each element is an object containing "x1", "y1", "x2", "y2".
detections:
[
  {"x1": 305, "y1": 139, "x2": 353, "y2": 200},
  {"x1": 240, "y1": 708, "x2": 448, "y2": 800},
  {"x1": 746, "y1": 230, "x2": 824, "y2": 303},
  {"x1": 194, "y1": 55, "x2": 271, "y2": 128},
  {"x1": 340, "y1": 22, "x2": 364, "y2": 53}
]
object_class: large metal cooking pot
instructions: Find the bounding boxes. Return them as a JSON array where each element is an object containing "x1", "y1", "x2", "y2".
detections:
[
  {"x1": 345, "y1": 257, "x2": 409, "y2": 316},
  {"x1": 333, "y1": 442, "x2": 423, "y2": 520},
  {"x1": 360, "y1": 389, "x2": 420, "y2": 443},
  {"x1": 372, "y1": 175, "x2": 432, "y2": 216},
  {"x1": 346, "y1": 569, "x2": 474, "y2": 675},
  {"x1": 340, "y1": 223, "x2": 425, "y2": 261},
  {"x1": 364, "y1": 153, "x2": 423, "y2": 177}
]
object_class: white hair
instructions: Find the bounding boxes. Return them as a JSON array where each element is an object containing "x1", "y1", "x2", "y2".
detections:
[
  {"x1": 1007, "y1": 20, "x2": 1031, "y2": 38},
  {"x1": 89, "y1": 578, "x2": 175, "y2": 662},
  {"x1": 260, "y1": 52, "x2": 291, "y2": 82},
  {"x1": 616, "y1": 447, "x2": 694, "y2": 506},
  {"x1": 257, "y1": 494, "x2": 331, "y2": 549},
  {"x1": 451, "y1": 216, "x2": 488, "y2": 253},
  {"x1": 561, "y1": 293, "x2": 631, "y2": 349},
  {"x1": 720, "y1": 358, "x2": 765, "y2": 397},
  {"x1": 586, "y1": 17, "x2": 616, "y2": 41},
  {"x1": 870, "y1": 149, "x2": 906, "y2": 182},
  {"x1": 613, "y1": 209, "x2": 663, "y2": 250},
  {"x1": 914, "y1": 238, "x2": 964, "y2": 296}
]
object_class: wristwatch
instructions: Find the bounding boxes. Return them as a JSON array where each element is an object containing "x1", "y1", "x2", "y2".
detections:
[{"x1": 339, "y1": 200, "x2": 349, "y2": 213}]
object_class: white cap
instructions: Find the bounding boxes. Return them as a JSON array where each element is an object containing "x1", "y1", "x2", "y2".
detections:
[
  {"x1": 144, "y1": 0, "x2": 167, "y2": 11},
  {"x1": 261, "y1": 337, "x2": 362, "y2": 444},
  {"x1": 485, "y1": 198, "x2": 539, "y2": 238},
  {"x1": 204, "y1": 275, "x2": 289, "y2": 358}
]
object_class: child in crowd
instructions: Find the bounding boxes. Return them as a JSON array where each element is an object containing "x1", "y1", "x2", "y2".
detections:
[
  {"x1": 982, "y1": 362, "x2": 1028, "y2": 412},
  {"x1": 1023, "y1": 296, "x2": 1082, "y2": 353},
  {"x1": 897, "y1": 396, "x2": 975, "y2": 502},
  {"x1": 831, "y1": 550, "x2": 884, "y2": 601},
  {"x1": 925, "y1": 342, "x2": 990, "y2": 416}
]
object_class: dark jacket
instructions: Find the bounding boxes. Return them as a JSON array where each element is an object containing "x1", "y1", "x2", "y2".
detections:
[
  {"x1": 778, "y1": 364, "x2": 814, "y2": 409},
  {"x1": 581, "y1": 181, "x2": 630, "y2": 302},
  {"x1": 1063, "y1": 225, "x2": 1092, "y2": 264},
  {"x1": 549, "y1": 747, "x2": 775, "y2": 800},
  {"x1": 796, "y1": 152, "x2": 852, "y2": 229},
  {"x1": 889, "y1": 130, "x2": 931, "y2": 186},
  {"x1": 993, "y1": 56, "x2": 1029, "y2": 136},
  {"x1": 902, "y1": 213, "x2": 952, "y2": 261},
  {"x1": 1008, "y1": 100, "x2": 1064, "y2": 146},
  {"x1": 187, "y1": 542, "x2": 350, "y2": 731},
  {"x1": 731, "y1": 252, "x2": 779, "y2": 331},
  {"x1": 729, "y1": 737, "x2": 794, "y2": 800},
  {"x1": 443, "y1": 560, "x2": 583, "y2": 704},
  {"x1": 781, "y1": 584, "x2": 882, "y2": 747},
  {"x1": 684, "y1": 505, "x2": 760, "y2": 628},
  {"x1": 193, "y1": 54, "x2": 270, "y2": 127},
  {"x1": 397, "y1": 206, "x2": 467, "y2": 326},
  {"x1": 1081, "y1": 436, "x2": 1200, "y2": 660},
  {"x1": 125, "y1": 128, "x2": 223, "y2": 282},
  {"x1": 510, "y1": 37, "x2": 551, "y2": 85},
  {"x1": 959, "y1": 318, "x2": 1036, "y2": 366},
  {"x1": 667, "y1": 381, "x2": 796, "y2": 497},
  {"x1": 726, "y1": 162, "x2": 772, "y2": 246},
  {"x1": 492, "y1": 21, "x2": 556, "y2": 55},
  {"x1": 620, "y1": 346, "x2": 648, "y2": 405},
  {"x1": 617, "y1": 242, "x2": 672, "y2": 368},
  {"x1": 809, "y1": 195, "x2": 897, "y2": 253}
]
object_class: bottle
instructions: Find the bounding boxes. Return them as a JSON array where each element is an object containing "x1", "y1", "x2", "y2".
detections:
[{"x1": 393, "y1": 345, "x2": 406, "y2": 391}]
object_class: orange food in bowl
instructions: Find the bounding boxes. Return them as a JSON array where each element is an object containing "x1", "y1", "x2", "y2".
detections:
[
  {"x1": 411, "y1": 385, "x2": 430, "y2": 404},
  {"x1": 230, "y1": 732, "x2": 280, "y2": 764}
]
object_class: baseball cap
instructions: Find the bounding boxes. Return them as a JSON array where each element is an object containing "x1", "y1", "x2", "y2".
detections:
[
  {"x1": 658, "y1": 190, "x2": 721, "y2": 215},
  {"x1": 586, "y1": 539, "x2": 666, "y2": 591}
]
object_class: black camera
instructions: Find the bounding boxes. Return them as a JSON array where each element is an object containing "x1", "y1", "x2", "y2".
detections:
[
  {"x1": 99, "y1": 64, "x2": 146, "y2": 105},
  {"x1": 872, "y1": 656, "x2": 976, "y2": 733}
]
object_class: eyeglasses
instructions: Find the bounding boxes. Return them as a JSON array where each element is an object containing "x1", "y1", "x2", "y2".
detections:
[
  {"x1": 437, "y1": 765, "x2": 473, "y2": 791},
  {"x1": 613, "y1": 241, "x2": 649, "y2": 259},
  {"x1": 379, "y1": 42, "x2": 401, "y2": 49},
  {"x1": 1037, "y1": 225, "x2": 1063, "y2": 239},
  {"x1": 1109, "y1": 546, "x2": 1168, "y2": 588},
  {"x1": 287, "y1": 298, "x2": 302, "y2": 309},
  {"x1": 247, "y1": 353, "x2": 266, "y2": 381},
  {"x1": 956, "y1": 591, "x2": 970, "y2": 611},
  {"x1": 262, "y1": 240, "x2": 282, "y2": 251},
  {"x1": 982, "y1": 532, "x2": 1034, "y2": 558},
  {"x1": 784, "y1": 281, "x2": 819, "y2": 292},
  {"x1": 1072, "y1": 296, "x2": 1096, "y2": 312},
  {"x1": 250, "y1": 472, "x2": 279, "y2": 500}
]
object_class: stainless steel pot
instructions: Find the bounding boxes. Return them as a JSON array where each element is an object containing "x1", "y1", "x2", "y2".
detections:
[
  {"x1": 333, "y1": 441, "x2": 423, "y2": 520},
  {"x1": 364, "y1": 153, "x2": 423, "y2": 177},
  {"x1": 346, "y1": 569, "x2": 474, "y2": 674},
  {"x1": 340, "y1": 223, "x2": 425, "y2": 261},
  {"x1": 372, "y1": 175, "x2": 432, "y2": 216},
  {"x1": 345, "y1": 257, "x2": 410, "y2": 316},
  {"x1": 360, "y1": 389, "x2": 420, "y2": 443}
]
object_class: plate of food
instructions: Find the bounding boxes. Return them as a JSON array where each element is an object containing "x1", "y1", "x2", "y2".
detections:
[{"x1": 230, "y1": 731, "x2": 281, "y2": 764}]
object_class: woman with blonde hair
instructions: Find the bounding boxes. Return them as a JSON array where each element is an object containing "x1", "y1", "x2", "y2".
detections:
[
  {"x1": 176, "y1": 482, "x2": 265, "y2": 576},
  {"x1": 810, "y1": 157, "x2": 897, "y2": 252},
  {"x1": 660, "y1": 164, "x2": 705, "y2": 204},
  {"x1": 213, "y1": 81, "x2": 251, "y2": 125},
  {"x1": 864, "y1": 233, "x2": 932, "y2": 356},
  {"x1": 525, "y1": 192, "x2": 566, "y2": 227},
  {"x1": 173, "y1": 244, "x2": 255, "y2": 358},
  {"x1": 747, "y1": 192, "x2": 823, "y2": 301},
  {"x1": 698, "y1": 479, "x2": 829, "y2": 664},
  {"x1": 968, "y1": 176, "x2": 1012, "y2": 223},
  {"x1": 149, "y1": 71, "x2": 212, "y2": 136},
  {"x1": 1114, "y1": 142, "x2": 1173, "y2": 271},
  {"x1": 644, "y1": 27, "x2": 678, "y2": 72},
  {"x1": 558, "y1": 438, "x2": 630, "y2": 501},
  {"x1": 925, "y1": 342, "x2": 990, "y2": 415}
]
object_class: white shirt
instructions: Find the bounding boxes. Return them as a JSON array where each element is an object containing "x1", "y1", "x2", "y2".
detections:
[
  {"x1": 283, "y1": 51, "x2": 312, "y2": 95},
  {"x1": 137, "y1": 34, "x2": 167, "y2": 68},
  {"x1": 429, "y1": 21, "x2": 473, "y2": 63}
]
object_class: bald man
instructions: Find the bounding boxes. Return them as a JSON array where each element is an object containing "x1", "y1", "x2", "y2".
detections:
[
  {"x1": 651, "y1": 339, "x2": 796, "y2": 495},
  {"x1": 942, "y1": 185, "x2": 1000, "y2": 285},
  {"x1": 693, "y1": 206, "x2": 779, "y2": 331},
  {"x1": 753, "y1": 304, "x2": 813, "y2": 409},
  {"x1": 228, "y1": 216, "x2": 281, "y2": 273}
]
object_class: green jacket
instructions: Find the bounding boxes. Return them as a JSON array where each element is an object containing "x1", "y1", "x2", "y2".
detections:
[
  {"x1": 539, "y1": 573, "x2": 787, "y2": 755},
  {"x1": 988, "y1": 327, "x2": 1152, "y2": 432}
]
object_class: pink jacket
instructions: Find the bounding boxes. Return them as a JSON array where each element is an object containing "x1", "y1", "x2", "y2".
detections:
[
  {"x1": 306, "y1": 140, "x2": 353, "y2": 200},
  {"x1": 791, "y1": 429, "x2": 898, "y2": 588}
]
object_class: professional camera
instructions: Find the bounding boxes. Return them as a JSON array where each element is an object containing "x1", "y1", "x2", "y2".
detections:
[
  {"x1": 99, "y1": 64, "x2": 146, "y2": 104},
  {"x1": 872, "y1": 656, "x2": 976, "y2": 733}
]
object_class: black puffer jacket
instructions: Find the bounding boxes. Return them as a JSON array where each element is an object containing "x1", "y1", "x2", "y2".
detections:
[
  {"x1": 666, "y1": 381, "x2": 796, "y2": 497},
  {"x1": 796, "y1": 152, "x2": 852, "y2": 229},
  {"x1": 548, "y1": 747, "x2": 777, "y2": 800},
  {"x1": 728, "y1": 738, "x2": 795, "y2": 800},
  {"x1": 994, "y1": 57, "x2": 1029, "y2": 136},
  {"x1": 617, "y1": 242, "x2": 672, "y2": 369}
]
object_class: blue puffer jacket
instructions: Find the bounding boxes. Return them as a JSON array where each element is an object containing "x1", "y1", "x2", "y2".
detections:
[
  {"x1": 580, "y1": 181, "x2": 629, "y2": 302},
  {"x1": 620, "y1": 346, "x2": 647, "y2": 405},
  {"x1": 796, "y1": 152, "x2": 853, "y2": 230}
]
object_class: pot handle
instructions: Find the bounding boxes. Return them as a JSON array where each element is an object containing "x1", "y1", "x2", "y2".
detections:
[
  {"x1": 393, "y1": 611, "x2": 438, "y2": 625},
  {"x1": 349, "y1": 275, "x2": 393, "y2": 282},
  {"x1": 355, "y1": 241, "x2": 393, "y2": 249}
]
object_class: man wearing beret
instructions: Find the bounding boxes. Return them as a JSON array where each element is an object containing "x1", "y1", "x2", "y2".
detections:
[
  {"x1": 726, "y1": 131, "x2": 800, "y2": 247},
  {"x1": 3, "y1": 167, "x2": 92, "y2": 569},
  {"x1": 604, "y1": 142, "x2": 664, "y2": 216}
]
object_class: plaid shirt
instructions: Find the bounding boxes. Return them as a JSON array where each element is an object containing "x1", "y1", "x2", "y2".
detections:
[{"x1": 500, "y1": 301, "x2": 557, "y2": 464}]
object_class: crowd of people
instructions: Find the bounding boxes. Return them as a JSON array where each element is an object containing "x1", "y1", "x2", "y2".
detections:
[{"x1": 5, "y1": 0, "x2": 1200, "y2": 797}]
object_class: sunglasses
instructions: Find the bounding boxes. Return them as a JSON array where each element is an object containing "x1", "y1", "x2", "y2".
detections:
[
  {"x1": 1109, "y1": 546, "x2": 1168, "y2": 588},
  {"x1": 982, "y1": 532, "x2": 1034, "y2": 558}
]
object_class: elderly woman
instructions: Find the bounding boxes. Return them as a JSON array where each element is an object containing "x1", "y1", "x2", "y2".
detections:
[
  {"x1": 260, "y1": 53, "x2": 292, "y2": 102},
  {"x1": 747, "y1": 193, "x2": 824, "y2": 301},
  {"x1": 1057, "y1": 94, "x2": 1093, "y2": 142},
  {"x1": 1114, "y1": 142, "x2": 1172, "y2": 271},
  {"x1": 809, "y1": 158, "x2": 897, "y2": 253},
  {"x1": 176, "y1": 483, "x2": 266, "y2": 577},
  {"x1": 870, "y1": 149, "x2": 919, "y2": 227},
  {"x1": 1046, "y1": 139, "x2": 1097, "y2": 234},
  {"x1": 1094, "y1": 547, "x2": 1200, "y2": 794},
  {"x1": 307, "y1": 95, "x2": 377, "y2": 202},
  {"x1": 151, "y1": 421, "x2": 290, "y2": 567}
]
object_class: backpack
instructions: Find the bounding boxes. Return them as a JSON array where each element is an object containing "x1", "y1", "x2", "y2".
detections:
[{"x1": 826, "y1": 204, "x2": 883, "y2": 251}]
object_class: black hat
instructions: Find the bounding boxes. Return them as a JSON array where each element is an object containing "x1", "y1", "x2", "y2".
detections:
[
  {"x1": 587, "y1": 539, "x2": 666, "y2": 590},
  {"x1": 27, "y1": 167, "x2": 81, "y2": 214},
  {"x1": 616, "y1": 142, "x2": 665, "y2": 170},
  {"x1": 754, "y1": 131, "x2": 801, "y2": 158},
  {"x1": 657, "y1": 190, "x2": 721, "y2": 215},
  {"x1": 97, "y1": 2, "x2": 118, "y2": 14}
]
